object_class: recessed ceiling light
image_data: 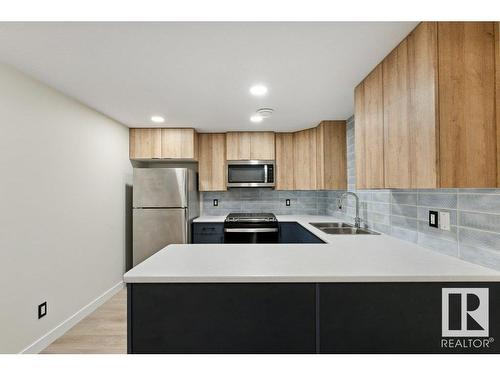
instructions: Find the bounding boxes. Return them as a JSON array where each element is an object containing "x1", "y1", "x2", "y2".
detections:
[
  {"x1": 151, "y1": 115, "x2": 165, "y2": 123},
  {"x1": 249, "y1": 84, "x2": 268, "y2": 96},
  {"x1": 250, "y1": 114, "x2": 263, "y2": 123}
]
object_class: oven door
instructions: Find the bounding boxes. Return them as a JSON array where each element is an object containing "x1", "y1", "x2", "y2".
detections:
[
  {"x1": 227, "y1": 161, "x2": 275, "y2": 188},
  {"x1": 224, "y1": 227, "x2": 279, "y2": 243}
]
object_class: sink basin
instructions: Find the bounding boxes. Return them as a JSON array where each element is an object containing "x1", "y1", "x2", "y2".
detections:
[
  {"x1": 309, "y1": 222, "x2": 380, "y2": 235},
  {"x1": 309, "y1": 222, "x2": 353, "y2": 229},
  {"x1": 320, "y1": 227, "x2": 380, "y2": 235}
]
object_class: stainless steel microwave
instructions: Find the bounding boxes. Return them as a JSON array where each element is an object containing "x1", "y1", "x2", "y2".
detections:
[{"x1": 227, "y1": 160, "x2": 275, "y2": 188}]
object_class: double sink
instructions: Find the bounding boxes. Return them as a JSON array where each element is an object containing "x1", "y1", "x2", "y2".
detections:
[{"x1": 309, "y1": 222, "x2": 380, "y2": 235}]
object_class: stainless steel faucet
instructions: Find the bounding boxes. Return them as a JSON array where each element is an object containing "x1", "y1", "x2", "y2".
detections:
[{"x1": 338, "y1": 191, "x2": 362, "y2": 228}]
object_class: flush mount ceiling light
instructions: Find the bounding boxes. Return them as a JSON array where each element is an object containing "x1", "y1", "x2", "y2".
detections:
[
  {"x1": 150, "y1": 115, "x2": 165, "y2": 123},
  {"x1": 250, "y1": 108, "x2": 274, "y2": 123},
  {"x1": 256, "y1": 108, "x2": 274, "y2": 119},
  {"x1": 250, "y1": 114, "x2": 263, "y2": 123},
  {"x1": 249, "y1": 84, "x2": 268, "y2": 96}
]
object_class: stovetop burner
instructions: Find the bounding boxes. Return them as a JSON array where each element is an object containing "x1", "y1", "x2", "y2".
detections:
[{"x1": 225, "y1": 213, "x2": 277, "y2": 222}]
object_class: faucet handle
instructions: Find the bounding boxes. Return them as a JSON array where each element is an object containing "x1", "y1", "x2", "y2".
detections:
[{"x1": 354, "y1": 216, "x2": 362, "y2": 228}]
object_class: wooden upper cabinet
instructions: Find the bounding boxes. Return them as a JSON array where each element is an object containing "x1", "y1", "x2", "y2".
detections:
[
  {"x1": 275, "y1": 133, "x2": 295, "y2": 190},
  {"x1": 226, "y1": 132, "x2": 275, "y2": 160},
  {"x1": 250, "y1": 132, "x2": 275, "y2": 159},
  {"x1": 383, "y1": 22, "x2": 439, "y2": 189},
  {"x1": 355, "y1": 64, "x2": 385, "y2": 189},
  {"x1": 383, "y1": 38, "x2": 412, "y2": 188},
  {"x1": 438, "y1": 22, "x2": 497, "y2": 188},
  {"x1": 293, "y1": 127, "x2": 318, "y2": 190},
  {"x1": 226, "y1": 132, "x2": 251, "y2": 160},
  {"x1": 496, "y1": 22, "x2": 500, "y2": 187},
  {"x1": 355, "y1": 21, "x2": 498, "y2": 189},
  {"x1": 160, "y1": 128, "x2": 198, "y2": 160},
  {"x1": 129, "y1": 128, "x2": 161, "y2": 159},
  {"x1": 354, "y1": 82, "x2": 366, "y2": 189},
  {"x1": 407, "y1": 21, "x2": 439, "y2": 188},
  {"x1": 316, "y1": 121, "x2": 347, "y2": 190},
  {"x1": 198, "y1": 133, "x2": 227, "y2": 191},
  {"x1": 129, "y1": 128, "x2": 197, "y2": 160}
]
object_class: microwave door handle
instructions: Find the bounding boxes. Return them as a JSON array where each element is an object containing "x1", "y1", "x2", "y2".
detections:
[{"x1": 264, "y1": 164, "x2": 268, "y2": 183}]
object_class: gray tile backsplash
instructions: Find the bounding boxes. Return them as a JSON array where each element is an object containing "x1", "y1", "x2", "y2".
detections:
[
  {"x1": 343, "y1": 115, "x2": 500, "y2": 271},
  {"x1": 201, "y1": 189, "x2": 344, "y2": 216}
]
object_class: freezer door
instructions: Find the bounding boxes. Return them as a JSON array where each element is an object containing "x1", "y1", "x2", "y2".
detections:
[
  {"x1": 133, "y1": 208, "x2": 187, "y2": 266},
  {"x1": 133, "y1": 168, "x2": 187, "y2": 208}
]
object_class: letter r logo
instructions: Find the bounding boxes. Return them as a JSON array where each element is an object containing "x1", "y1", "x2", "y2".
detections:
[{"x1": 442, "y1": 288, "x2": 489, "y2": 337}]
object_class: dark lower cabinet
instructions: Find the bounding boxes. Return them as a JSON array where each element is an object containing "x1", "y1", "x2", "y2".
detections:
[
  {"x1": 279, "y1": 222, "x2": 325, "y2": 243},
  {"x1": 319, "y1": 283, "x2": 500, "y2": 354},
  {"x1": 128, "y1": 282, "x2": 500, "y2": 354},
  {"x1": 128, "y1": 283, "x2": 316, "y2": 354},
  {"x1": 192, "y1": 223, "x2": 224, "y2": 244},
  {"x1": 193, "y1": 222, "x2": 324, "y2": 244}
]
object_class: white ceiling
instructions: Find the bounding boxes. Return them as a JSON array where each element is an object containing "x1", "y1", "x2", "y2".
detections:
[{"x1": 0, "y1": 22, "x2": 417, "y2": 132}]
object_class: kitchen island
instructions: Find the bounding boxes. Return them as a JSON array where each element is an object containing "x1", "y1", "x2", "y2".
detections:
[{"x1": 124, "y1": 215, "x2": 500, "y2": 354}]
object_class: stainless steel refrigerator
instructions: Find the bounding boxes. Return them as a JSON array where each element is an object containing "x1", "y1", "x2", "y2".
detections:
[{"x1": 132, "y1": 168, "x2": 199, "y2": 266}]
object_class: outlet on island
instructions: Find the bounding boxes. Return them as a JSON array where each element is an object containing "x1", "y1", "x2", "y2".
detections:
[{"x1": 285, "y1": 199, "x2": 291, "y2": 206}]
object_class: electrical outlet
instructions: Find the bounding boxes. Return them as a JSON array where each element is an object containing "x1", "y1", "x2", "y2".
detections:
[
  {"x1": 439, "y1": 211, "x2": 451, "y2": 231},
  {"x1": 213, "y1": 199, "x2": 218, "y2": 207},
  {"x1": 429, "y1": 210, "x2": 439, "y2": 228},
  {"x1": 285, "y1": 199, "x2": 290, "y2": 206},
  {"x1": 38, "y1": 302, "x2": 47, "y2": 319}
]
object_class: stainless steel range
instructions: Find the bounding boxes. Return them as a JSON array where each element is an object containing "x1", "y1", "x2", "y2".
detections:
[{"x1": 223, "y1": 213, "x2": 279, "y2": 243}]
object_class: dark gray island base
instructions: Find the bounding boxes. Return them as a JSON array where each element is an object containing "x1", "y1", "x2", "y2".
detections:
[{"x1": 127, "y1": 282, "x2": 500, "y2": 354}]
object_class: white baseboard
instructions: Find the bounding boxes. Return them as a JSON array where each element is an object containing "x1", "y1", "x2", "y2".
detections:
[{"x1": 21, "y1": 281, "x2": 125, "y2": 354}]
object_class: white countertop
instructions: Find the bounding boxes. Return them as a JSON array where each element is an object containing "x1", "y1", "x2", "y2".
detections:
[{"x1": 124, "y1": 215, "x2": 500, "y2": 283}]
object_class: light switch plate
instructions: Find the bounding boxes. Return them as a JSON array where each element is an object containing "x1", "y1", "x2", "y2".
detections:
[{"x1": 439, "y1": 211, "x2": 451, "y2": 231}]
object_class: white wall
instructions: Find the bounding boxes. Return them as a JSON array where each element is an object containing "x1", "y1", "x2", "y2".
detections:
[{"x1": 0, "y1": 64, "x2": 132, "y2": 353}]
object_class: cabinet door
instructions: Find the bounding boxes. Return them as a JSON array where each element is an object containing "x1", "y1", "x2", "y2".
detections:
[
  {"x1": 129, "y1": 128, "x2": 162, "y2": 159},
  {"x1": 407, "y1": 21, "x2": 439, "y2": 188},
  {"x1": 275, "y1": 133, "x2": 295, "y2": 190},
  {"x1": 438, "y1": 22, "x2": 497, "y2": 188},
  {"x1": 495, "y1": 22, "x2": 500, "y2": 187},
  {"x1": 161, "y1": 128, "x2": 198, "y2": 160},
  {"x1": 497, "y1": 22, "x2": 500, "y2": 187},
  {"x1": 355, "y1": 65, "x2": 385, "y2": 189},
  {"x1": 383, "y1": 39, "x2": 411, "y2": 188},
  {"x1": 226, "y1": 132, "x2": 275, "y2": 160},
  {"x1": 354, "y1": 82, "x2": 367, "y2": 188},
  {"x1": 250, "y1": 132, "x2": 275, "y2": 159},
  {"x1": 198, "y1": 133, "x2": 227, "y2": 191},
  {"x1": 192, "y1": 223, "x2": 224, "y2": 243},
  {"x1": 316, "y1": 121, "x2": 347, "y2": 190},
  {"x1": 278, "y1": 223, "x2": 299, "y2": 243},
  {"x1": 129, "y1": 283, "x2": 316, "y2": 353},
  {"x1": 226, "y1": 132, "x2": 251, "y2": 160},
  {"x1": 293, "y1": 128, "x2": 317, "y2": 190},
  {"x1": 279, "y1": 223, "x2": 324, "y2": 243}
]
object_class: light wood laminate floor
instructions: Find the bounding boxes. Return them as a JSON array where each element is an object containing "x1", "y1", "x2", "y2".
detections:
[{"x1": 42, "y1": 288, "x2": 127, "y2": 354}]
